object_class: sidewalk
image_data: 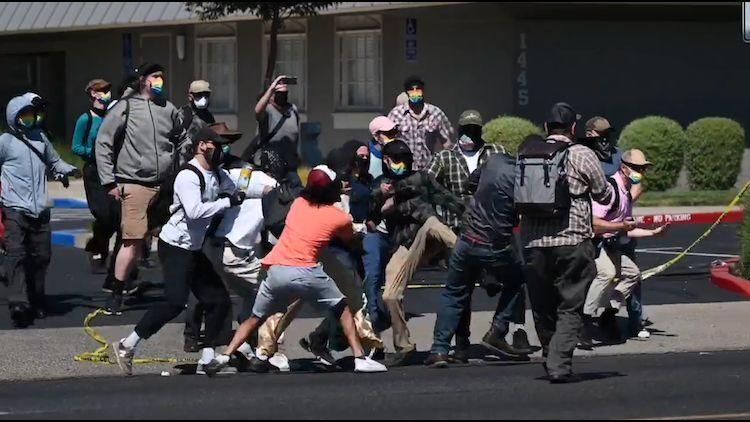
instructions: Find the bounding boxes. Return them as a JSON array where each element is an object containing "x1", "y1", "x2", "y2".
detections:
[{"x1": 0, "y1": 301, "x2": 748, "y2": 382}]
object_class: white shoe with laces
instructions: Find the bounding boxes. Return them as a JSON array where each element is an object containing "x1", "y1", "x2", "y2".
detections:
[
  {"x1": 354, "y1": 356, "x2": 387, "y2": 373},
  {"x1": 269, "y1": 353, "x2": 290, "y2": 372},
  {"x1": 637, "y1": 329, "x2": 651, "y2": 339}
]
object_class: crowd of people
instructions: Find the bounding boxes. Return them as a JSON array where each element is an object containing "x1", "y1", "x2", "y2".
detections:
[{"x1": 0, "y1": 65, "x2": 670, "y2": 383}]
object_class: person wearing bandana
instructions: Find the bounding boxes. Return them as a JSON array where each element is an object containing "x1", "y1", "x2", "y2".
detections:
[
  {"x1": 110, "y1": 127, "x2": 250, "y2": 376},
  {"x1": 70, "y1": 79, "x2": 116, "y2": 274},
  {"x1": 426, "y1": 110, "x2": 504, "y2": 233},
  {"x1": 370, "y1": 140, "x2": 464, "y2": 367},
  {"x1": 0, "y1": 94, "x2": 79, "y2": 327},
  {"x1": 387, "y1": 76, "x2": 454, "y2": 171},
  {"x1": 580, "y1": 149, "x2": 668, "y2": 347}
]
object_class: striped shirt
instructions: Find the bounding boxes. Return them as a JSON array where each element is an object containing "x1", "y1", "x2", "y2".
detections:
[
  {"x1": 426, "y1": 143, "x2": 504, "y2": 229},
  {"x1": 520, "y1": 135, "x2": 614, "y2": 248},
  {"x1": 387, "y1": 103, "x2": 454, "y2": 171}
]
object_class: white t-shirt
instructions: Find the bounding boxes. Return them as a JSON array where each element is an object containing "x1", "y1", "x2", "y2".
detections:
[
  {"x1": 462, "y1": 149, "x2": 481, "y2": 174},
  {"x1": 159, "y1": 159, "x2": 236, "y2": 251},
  {"x1": 214, "y1": 169, "x2": 278, "y2": 249}
]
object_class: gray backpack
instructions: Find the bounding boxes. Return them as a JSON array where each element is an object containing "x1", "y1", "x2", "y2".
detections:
[{"x1": 514, "y1": 135, "x2": 572, "y2": 217}]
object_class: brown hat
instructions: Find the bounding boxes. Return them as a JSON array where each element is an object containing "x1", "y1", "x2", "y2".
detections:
[
  {"x1": 209, "y1": 122, "x2": 242, "y2": 142},
  {"x1": 622, "y1": 149, "x2": 652, "y2": 167},
  {"x1": 85, "y1": 79, "x2": 112, "y2": 94},
  {"x1": 585, "y1": 116, "x2": 615, "y2": 134}
]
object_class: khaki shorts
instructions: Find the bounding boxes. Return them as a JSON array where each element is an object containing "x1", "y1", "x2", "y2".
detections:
[{"x1": 120, "y1": 183, "x2": 159, "y2": 240}]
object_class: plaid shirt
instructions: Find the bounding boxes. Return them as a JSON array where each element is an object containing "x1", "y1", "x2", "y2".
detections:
[
  {"x1": 521, "y1": 136, "x2": 614, "y2": 248},
  {"x1": 387, "y1": 103, "x2": 454, "y2": 171},
  {"x1": 426, "y1": 143, "x2": 505, "y2": 229}
]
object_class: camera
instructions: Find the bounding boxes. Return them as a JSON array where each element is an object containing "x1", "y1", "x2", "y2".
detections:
[{"x1": 282, "y1": 77, "x2": 298, "y2": 85}]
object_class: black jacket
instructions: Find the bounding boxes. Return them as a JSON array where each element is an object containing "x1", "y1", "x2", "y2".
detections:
[{"x1": 370, "y1": 171, "x2": 464, "y2": 251}]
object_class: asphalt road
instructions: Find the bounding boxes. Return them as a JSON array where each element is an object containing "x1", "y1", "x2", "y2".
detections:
[
  {"x1": 0, "y1": 210, "x2": 745, "y2": 330},
  {"x1": 1, "y1": 350, "x2": 750, "y2": 419}
]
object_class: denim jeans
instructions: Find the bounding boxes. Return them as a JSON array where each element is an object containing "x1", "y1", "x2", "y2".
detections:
[
  {"x1": 362, "y1": 231, "x2": 392, "y2": 332},
  {"x1": 431, "y1": 237, "x2": 526, "y2": 355}
]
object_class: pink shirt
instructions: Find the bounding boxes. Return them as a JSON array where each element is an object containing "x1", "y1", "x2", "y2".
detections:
[{"x1": 592, "y1": 171, "x2": 632, "y2": 238}]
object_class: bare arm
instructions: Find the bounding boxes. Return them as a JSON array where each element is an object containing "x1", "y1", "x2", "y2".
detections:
[
  {"x1": 255, "y1": 75, "x2": 287, "y2": 117},
  {"x1": 593, "y1": 217, "x2": 637, "y2": 235}
]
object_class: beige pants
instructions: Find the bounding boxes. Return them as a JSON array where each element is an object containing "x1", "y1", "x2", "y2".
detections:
[
  {"x1": 383, "y1": 216, "x2": 457, "y2": 352},
  {"x1": 584, "y1": 247, "x2": 642, "y2": 316},
  {"x1": 256, "y1": 247, "x2": 384, "y2": 356}
]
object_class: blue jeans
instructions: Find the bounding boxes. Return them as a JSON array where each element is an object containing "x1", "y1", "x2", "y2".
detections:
[
  {"x1": 362, "y1": 231, "x2": 392, "y2": 332},
  {"x1": 431, "y1": 237, "x2": 527, "y2": 355}
]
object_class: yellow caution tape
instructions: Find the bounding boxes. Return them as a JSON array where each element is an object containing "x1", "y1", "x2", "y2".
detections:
[
  {"x1": 74, "y1": 308, "x2": 196, "y2": 366},
  {"x1": 641, "y1": 180, "x2": 750, "y2": 280}
]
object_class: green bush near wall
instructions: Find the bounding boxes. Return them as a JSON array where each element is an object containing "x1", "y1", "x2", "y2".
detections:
[
  {"x1": 482, "y1": 116, "x2": 543, "y2": 155},
  {"x1": 618, "y1": 116, "x2": 685, "y2": 192},
  {"x1": 685, "y1": 117, "x2": 745, "y2": 190}
]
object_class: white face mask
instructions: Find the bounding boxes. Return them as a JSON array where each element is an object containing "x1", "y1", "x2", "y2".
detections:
[{"x1": 193, "y1": 97, "x2": 209, "y2": 109}]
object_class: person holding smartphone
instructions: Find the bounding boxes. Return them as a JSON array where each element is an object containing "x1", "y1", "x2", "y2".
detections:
[
  {"x1": 580, "y1": 149, "x2": 668, "y2": 345},
  {"x1": 254, "y1": 75, "x2": 301, "y2": 171}
]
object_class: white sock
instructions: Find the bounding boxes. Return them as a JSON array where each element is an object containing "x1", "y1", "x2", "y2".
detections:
[
  {"x1": 511, "y1": 323, "x2": 525, "y2": 333},
  {"x1": 216, "y1": 354, "x2": 230, "y2": 365},
  {"x1": 238, "y1": 343, "x2": 254, "y2": 357},
  {"x1": 200, "y1": 347, "x2": 215, "y2": 364},
  {"x1": 122, "y1": 332, "x2": 141, "y2": 350}
]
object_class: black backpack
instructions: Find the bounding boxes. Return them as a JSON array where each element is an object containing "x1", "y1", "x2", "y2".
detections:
[{"x1": 146, "y1": 164, "x2": 206, "y2": 231}]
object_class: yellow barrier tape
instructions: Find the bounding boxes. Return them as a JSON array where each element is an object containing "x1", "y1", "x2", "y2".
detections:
[
  {"x1": 74, "y1": 309, "x2": 196, "y2": 365},
  {"x1": 641, "y1": 180, "x2": 750, "y2": 280}
]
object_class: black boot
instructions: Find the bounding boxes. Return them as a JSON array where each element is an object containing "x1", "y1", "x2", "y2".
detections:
[
  {"x1": 511, "y1": 328, "x2": 537, "y2": 354},
  {"x1": 599, "y1": 308, "x2": 622, "y2": 342}
]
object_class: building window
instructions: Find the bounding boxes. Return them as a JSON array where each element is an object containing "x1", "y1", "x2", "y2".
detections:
[
  {"x1": 196, "y1": 36, "x2": 237, "y2": 113},
  {"x1": 265, "y1": 34, "x2": 307, "y2": 110},
  {"x1": 335, "y1": 16, "x2": 382, "y2": 110}
]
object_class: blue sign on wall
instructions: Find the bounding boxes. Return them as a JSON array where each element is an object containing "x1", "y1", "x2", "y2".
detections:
[{"x1": 406, "y1": 18, "x2": 417, "y2": 62}]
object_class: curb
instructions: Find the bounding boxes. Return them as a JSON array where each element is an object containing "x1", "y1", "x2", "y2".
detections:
[
  {"x1": 710, "y1": 258, "x2": 750, "y2": 297},
  {"x1": 635, "y1": 210, "x2": 743, "y2": 226},
  {"x1": 51, "y1": 198, "x2": 88, "y2": 209},
  {"x1": 51, "y1": 229, "x2": 90, "y2": 248}
]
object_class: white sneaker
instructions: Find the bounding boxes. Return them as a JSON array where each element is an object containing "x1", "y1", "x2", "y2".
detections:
[
  {"x1": 354, "y1": 356, "x2": 387, "y2": 373},
  {"x1": 197, "y1": 358, "x2": 237, "y2": 376},
  {"x1": 637, "y1": 329, "x2": 651, "y2": 339},
  {"x1": 269, "y1": 353, "x2": 290, "y2": 372}
]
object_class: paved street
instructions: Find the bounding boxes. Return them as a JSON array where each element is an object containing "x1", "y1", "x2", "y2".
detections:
[{"x1": 1, "y1": 351, "x2": 750, "y2": 419}]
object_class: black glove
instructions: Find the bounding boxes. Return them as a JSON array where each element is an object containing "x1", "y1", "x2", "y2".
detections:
[
  {"x1": 228, "y1": 191, "x2": 246, "y2": 207},
  {"x1": 54, "y1": 174, "x2": 70, "y2": 188},
  {"x1": 67, "y1": 168, "x2": 82, "y2": 178}
]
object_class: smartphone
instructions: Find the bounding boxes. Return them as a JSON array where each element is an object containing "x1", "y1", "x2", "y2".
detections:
[{"x1": 282, "y1": 77, "x2": 298, "y2": 85}]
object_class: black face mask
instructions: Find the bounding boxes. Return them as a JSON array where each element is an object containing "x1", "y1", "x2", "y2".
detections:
[
  {"x1": 274, "y1": 92, "x2": 289, "y2": 106},
  {"x1": 577, "y1": 136, "x2": 615, "y2": 161},
  {"x1": 209, "y1": 147, "x2": 225, "y2": 168},
  {"x1": 458, "y1": 125, "x2": 485, "y2": 151}
]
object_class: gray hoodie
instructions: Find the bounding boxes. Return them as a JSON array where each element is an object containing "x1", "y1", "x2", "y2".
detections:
[
  {"x1": 0, "y1": 96, "x2": 77, "y2": 217},
  {"x1": 95, "y1": 92, "x2": 188, "y2": 188}
]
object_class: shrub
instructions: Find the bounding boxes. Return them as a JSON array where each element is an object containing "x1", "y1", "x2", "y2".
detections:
[
  {"x1": 742, "y1": 192, "x2": 750, "y2": 278},
  {"x1": 482, "y1": 116, "x2": 543, "y2": 155},
  {"x1": 618, "y1": 116, "x2": 685, "y2": 191},
  {"x1": 685, "y1": 117, "x2": 745, "y2": 190}
]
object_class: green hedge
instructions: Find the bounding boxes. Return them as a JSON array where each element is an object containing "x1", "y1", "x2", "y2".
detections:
[
  {"x1": 685, "y1": 117, "x2": 745, "y2": 190},
  {"x1": 482, "y1": 116, "x2": 543, "y2": 155},
  {"x1": 743, "y1": 191, "x2": 750, "y2": 278},
  {"x1": 618, "y1": 116, "x2": 685, "y2": 191}
]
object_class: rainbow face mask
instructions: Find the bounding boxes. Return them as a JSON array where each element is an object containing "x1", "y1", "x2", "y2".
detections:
[
  {"x1": 18, "y1": 111, "x2": 36, "y2": 130},
  {"x1": 97, "y1": 91, "x2": 112, "y2": 105},
  {"x1": 389, "y1": 161, "x2": 408, "y2": 176},
  {"x1": 407, "y1": 89, "x2": 424, "y2": 104},
  {"x1": 628, "y1": 170, "x2": 643, "y2": 185},
  {"x1": 150, "y1": 77, "x2": 164, "y2": 96}
]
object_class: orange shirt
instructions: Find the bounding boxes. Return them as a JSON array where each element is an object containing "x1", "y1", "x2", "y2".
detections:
[{"x1": 262, "y1": 197, "x2": 354, "y2": 267}]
